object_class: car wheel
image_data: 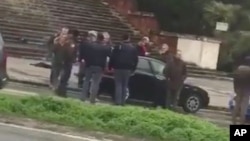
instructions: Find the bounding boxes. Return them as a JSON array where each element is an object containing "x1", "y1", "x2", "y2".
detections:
[{"x1": 182, "y1": 93, "x2": 202, "y2": 113}]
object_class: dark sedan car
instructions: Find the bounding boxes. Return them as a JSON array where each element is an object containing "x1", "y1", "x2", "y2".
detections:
[{"x1": 99, "y1": 56, "x2": 209, "y2": 113}]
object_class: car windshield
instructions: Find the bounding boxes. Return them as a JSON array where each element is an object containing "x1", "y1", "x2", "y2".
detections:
[
  {"x1": 0, "y1": 33, "x2": 3, "y2": 50},
  {"x1": 151, "y1": 60, "x2": 165, "y2": 75}
]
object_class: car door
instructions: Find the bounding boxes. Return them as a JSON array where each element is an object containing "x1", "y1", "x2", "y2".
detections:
[
  {"x1": 129, "y1": 58, "x2": 156, "y2": 102},
  {"x1": 149, "y1": 60, "x2": 167, "y2": 96}
]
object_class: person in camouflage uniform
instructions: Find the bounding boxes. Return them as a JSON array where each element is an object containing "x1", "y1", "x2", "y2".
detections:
[{"x1": 51, "y1": 28, "x2": 78, "y2": 97}]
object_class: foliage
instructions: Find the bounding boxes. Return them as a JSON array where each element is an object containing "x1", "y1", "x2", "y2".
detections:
[
  {"x1": 0, "y1": 94, "x2": 228, "y2": 141},
  {"x1": 217, "y1": 32, "x2": 250, "y2": 71},
  {"x1": 137, "y1": 0, "x2": 210, "y2": 35},
  {"x1": 203, "y1": 1, "x2": 240, "y2": 29},
  {"x1": 136, "y1": 0, "x2": 250, "y2": 35}
]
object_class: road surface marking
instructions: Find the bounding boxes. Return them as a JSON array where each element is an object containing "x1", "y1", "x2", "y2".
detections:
[
  {"x1": 0, "y1": 122, "x2": 104, "y2": 141},
  {"x1": 0, "y1": 88, "x2": 38, "y2": 96}
]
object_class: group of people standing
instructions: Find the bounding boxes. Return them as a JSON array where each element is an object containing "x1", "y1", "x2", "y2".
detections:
[
  {"x1": 45, "y1": 26, "x2": 250, "y2": 124},
  {"x1": 46, "y1": 26, "x2": 186, "y2": 109},
  {"x1": 47, "y1": 27, "x2": 142, "y2": 105}
]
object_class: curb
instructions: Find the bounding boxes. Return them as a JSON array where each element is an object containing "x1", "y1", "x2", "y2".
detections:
[
  {"x1": 188, "y1": 74, "x2": 233, "y2": 82},
  {"x1": 9, "y1": 78, "x2": 49, "y2": 87},
  {"x1": 8, "y1": 78, "x2": 81, "y2": 92},
  {"x1": 207, "y1": 105, "x2": 229, "y2": 112},
  {"x1": 8, "y1": 78, "x2": 229, "y2": 112}
]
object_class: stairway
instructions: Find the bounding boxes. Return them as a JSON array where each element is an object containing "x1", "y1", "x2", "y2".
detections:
[{"x1": 0, "y1": 0, "x2": 140, "y2": 58}]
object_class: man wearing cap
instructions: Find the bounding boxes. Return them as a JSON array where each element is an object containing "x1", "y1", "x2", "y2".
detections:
[
  {"x1": 80, "y1": 32, "x2": 111, "y2": 103},
  {"x1": 137, "y1": 36, "x2": 150, "y2": 56}
]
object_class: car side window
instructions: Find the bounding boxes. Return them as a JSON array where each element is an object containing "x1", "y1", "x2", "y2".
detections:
[
  {"x1": 136, "y1": 59, "x2": 152, "y2": 73},
  {"x1": 151, "y1": 61, "x2": 165, "y2": 75}
]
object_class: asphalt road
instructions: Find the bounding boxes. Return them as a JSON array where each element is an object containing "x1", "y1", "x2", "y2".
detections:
[
  {"x1": 186, "y1": 77, "x2": 233, "y2": 94},
  {"x1": 0, "y1": 123, "x2": 101, "y2": 141}
]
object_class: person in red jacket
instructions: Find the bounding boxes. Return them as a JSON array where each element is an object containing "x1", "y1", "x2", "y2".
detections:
[{"x1": 137, "y1": 36, "x2": 150, "y2": 56}]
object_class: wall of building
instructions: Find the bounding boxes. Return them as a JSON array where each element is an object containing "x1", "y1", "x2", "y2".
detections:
[
  {"x1": 199, "y1": 41, "x2": 220, "y2": 69},
  {"x1": 177, "y1": 37, "x2": 220, "y2": 70}
]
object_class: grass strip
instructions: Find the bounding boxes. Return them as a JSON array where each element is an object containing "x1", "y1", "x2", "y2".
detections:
[{"x1": 0, "y1": 94, "x2": 228, "y2": 141}]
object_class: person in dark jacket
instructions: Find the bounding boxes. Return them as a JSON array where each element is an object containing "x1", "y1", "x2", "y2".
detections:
[
  {"x1": 165, "y1": 50, "x2": 187, "y2": 109},
  {"x1": 81, "y1": 33, "x2": 111, "y2": 104},
  {"x1": 52, "y1": 28, "x2": 78, "y2": 97},
  {"x1": 109, "y1": 34, "x2": 138, "y2": 105},
  {"x1": 77, "y1": 31, "x2": 91, "y2": 87},
  {"x1": 152, "y1": 43, "x2": 174, "y2": 108},
  {"x1": 232, "y1": 53, "x2": 250, "y2": 125}
]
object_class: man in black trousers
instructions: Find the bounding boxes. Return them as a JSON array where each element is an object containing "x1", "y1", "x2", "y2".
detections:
[
  {"x1": 109, "y1": 34, "x2": 138, "y2": 105},
  {"x1": 77, "y1": 31, "x2": 89, "y2": 88}
]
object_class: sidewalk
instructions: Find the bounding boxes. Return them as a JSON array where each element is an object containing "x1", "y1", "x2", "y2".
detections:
[
  {"x1": 7, "y1": 57, "x2": 78, "y2": 87},
  {"x1": 7, "y1": 57, "x2": 230, "y2": 108}
]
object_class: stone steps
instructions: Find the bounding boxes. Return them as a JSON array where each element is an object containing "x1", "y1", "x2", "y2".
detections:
[
  {"x1": 0, "y1": 17, "x2": 132, "y2": 34},
  {"x1": 0, "y1": 0, "x2": 141, "y2": 57},
  {"x1": 0, "y1": 21, "x2": 134, "y2": 44},
  {"x1": 16, "y1": 0, "x2": 126, "y2": 24},
  {"x1": 44, "y1": 1, "x2": 120, "y2": 19},
  {"x1": 0, "y1": 6, "x2": 128, "y2": 30},
  {"x1": 1, "y1": 26, "x2": 138, "y2": 46},
  {"x1": 44, "y1": 0, "x2": 113, "y2": 12},
  {"x1": 4, "y1": 43, "x2": 46, "y2": 58},
  {"x1": 0, "y1": 7, "x2": 131, "y2": 32},
  {"x1": 0, "y1": 0, "x2": 139, "y2": 57}
]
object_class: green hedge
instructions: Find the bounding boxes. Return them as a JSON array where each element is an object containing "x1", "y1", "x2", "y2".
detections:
[{"x1": 0, "y1": 94, "x2": 228, "y2": 141}]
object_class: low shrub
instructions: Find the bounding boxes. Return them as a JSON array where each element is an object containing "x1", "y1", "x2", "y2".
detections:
[{"x1": 0, "y1": 95, "x2": 228, "y2": 141}]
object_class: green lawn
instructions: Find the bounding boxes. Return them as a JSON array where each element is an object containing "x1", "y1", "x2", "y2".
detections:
[{"x1": 0, "y1": 94, "x2": 229, "y2": 141}]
